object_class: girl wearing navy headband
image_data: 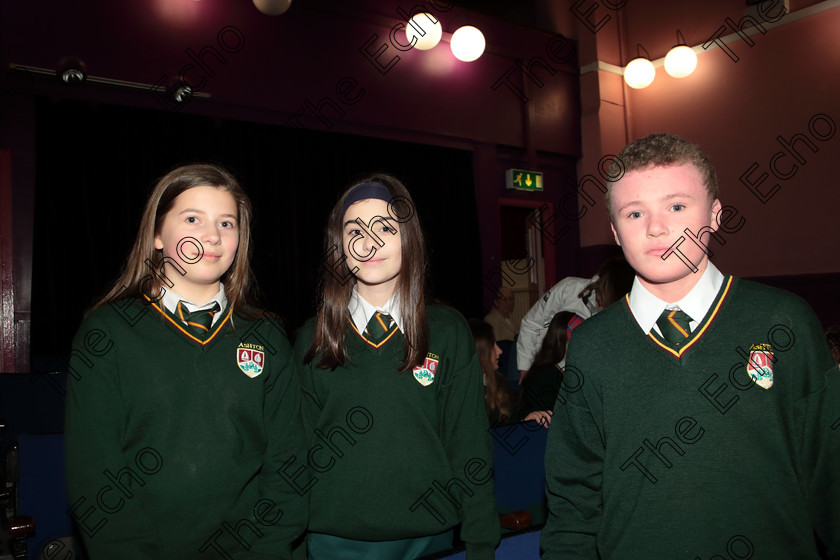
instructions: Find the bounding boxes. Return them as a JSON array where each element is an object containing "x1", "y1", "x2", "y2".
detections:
[{"x1": 295, "y1": 174, "x2": 499, "y2": 559}]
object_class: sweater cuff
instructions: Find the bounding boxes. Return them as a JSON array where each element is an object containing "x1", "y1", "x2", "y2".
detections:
[{"x1": 465, "y1": 542, "x2": 497, "y2": 559}]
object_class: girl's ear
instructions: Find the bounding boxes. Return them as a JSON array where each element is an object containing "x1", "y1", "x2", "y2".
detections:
[{"x1": 154, "y1": 235, "x2": 163, "y2": 250}]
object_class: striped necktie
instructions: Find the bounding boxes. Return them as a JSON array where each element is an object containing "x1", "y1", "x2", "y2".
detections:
[
  {"x1": 177, "y1": 301, "x2": 221, "y2": 337},
  {"x1": 364, "y1": 312, "x2": 393, "y2": 345},
  {"x1": 656, "y1": 308, "x2": 692, "y2": 347}
]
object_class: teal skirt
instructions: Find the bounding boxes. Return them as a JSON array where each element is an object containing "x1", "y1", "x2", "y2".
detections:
[{"x1": 308, "y1": 530, "x2": 455, "y2": 560}]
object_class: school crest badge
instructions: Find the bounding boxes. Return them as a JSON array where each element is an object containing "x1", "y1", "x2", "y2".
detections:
[
  {"x1": 236, "y1": 344, "x2": 265, "y2": 378},
  {"x1": 413, "y1": 354, "x2": 439, "y2": 387},
  {"x1": 746, "y1": 343, "x2": 774, "y2": 389}
]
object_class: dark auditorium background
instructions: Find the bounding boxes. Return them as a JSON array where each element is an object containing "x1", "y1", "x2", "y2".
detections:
[{"x1": 1, "y1": 0, "x2": 839, "y2": 372}]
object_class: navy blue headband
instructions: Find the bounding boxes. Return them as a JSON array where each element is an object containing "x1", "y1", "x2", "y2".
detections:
[{"x1": 342, "y1": 182, "x2": 393, "y2": 214}]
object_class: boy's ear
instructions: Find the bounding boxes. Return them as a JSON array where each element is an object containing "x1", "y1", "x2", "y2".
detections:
[
  {"x1": 709, "y1": 198, "x2": 722, "y2": 231},
  {"x1": 610, "y1": 222, "x2": 621, "y2": 246}
]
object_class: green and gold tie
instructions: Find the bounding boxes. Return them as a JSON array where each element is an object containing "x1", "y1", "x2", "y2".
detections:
[
  {"x1": 364, "y1": 312, "x2": 393, "y2": 345},
  {"x1": 656, "y1": 308, "x2": 692, "y2": 347},
  {"x1": 177, "y1": 301, "x2": 221, "y2": 337}
]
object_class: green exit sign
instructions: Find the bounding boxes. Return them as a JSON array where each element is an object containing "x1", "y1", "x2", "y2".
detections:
[{"x1": 505, "y1": 169, "x2": 543, "y2": 191}]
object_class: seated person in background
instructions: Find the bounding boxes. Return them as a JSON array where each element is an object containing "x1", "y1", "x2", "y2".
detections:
[
  {"x1": 484, "y1": 286, "x2": 518, "y2": 379},
  {"x1": 484, "y1": 286, "x2": 518, "y2": 342},
  {"x1": 520, "y1": 311, "x2": 576, "y2": 421},
  {"x1": 469, "y1": 319, "x2": 551, "y2": 428},
  {"x1": 516, "y1": 257, "x2": 634, "y2": 378}
]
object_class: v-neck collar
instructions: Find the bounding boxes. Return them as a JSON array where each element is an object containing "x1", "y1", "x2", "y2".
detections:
[
  {"x1": 627, "y1": 275, "x2": 734, "y2": 360},
  {"x1": 347, "y1": 314, "x2": 400, "y2": 349},
  {"x1": 144, "y1": 294, "x2": 232, "y2": 346}
]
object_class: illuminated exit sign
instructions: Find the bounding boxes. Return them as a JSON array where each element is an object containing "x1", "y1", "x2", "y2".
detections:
[{"x1": 505, "y1": 169, "x2": 543, "y2": 191}]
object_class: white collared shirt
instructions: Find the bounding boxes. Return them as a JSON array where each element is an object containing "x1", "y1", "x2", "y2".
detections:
[
  {"x1": 628, "y1": 262, "x2": 724, "y2": 336},
  {"x1": 160, "y1": 284, "x2": 228, "y2": 327},
  {"x1": 348, "y1": 288, "x2": 402, "y2": 334}
]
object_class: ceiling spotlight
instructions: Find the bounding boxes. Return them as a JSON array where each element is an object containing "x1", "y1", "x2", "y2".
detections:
[
  {"x1": 405, "y1": 13, "x2": 442, "y2": 50},
  {"x1": 174, "y1": 85, "x2": 193, "y2": 103},
  {"x1": 57, "y1": 57, "x2": 87, "y2": 86},
  {"x1": 450, "y1": 26, "x2": 485, "y2": 62},
  {"x1": 61, "y1": 68, "x2": 86, "y2": 85},
  {"x1": 664, "y1": 31, "x2": 697, "y2": 78},
  {"x1": 252, "y1": 0, "x2": 292, "y2": 15}
]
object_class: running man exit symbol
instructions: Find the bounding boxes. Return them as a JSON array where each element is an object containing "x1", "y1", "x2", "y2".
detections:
[{"x1": 506, "y1": 169, "x2": 543, "y2": 191}]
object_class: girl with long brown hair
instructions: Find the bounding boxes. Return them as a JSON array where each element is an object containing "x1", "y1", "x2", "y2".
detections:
[
  {"x1": 65, "y1": 164, "x2": 306, "y2": 559},
  {"x1": 469, "y1": 319, "x2": 552, "y2": 428},
  {"x1": 295, "y1": 174, "x2": 499, "y2": 560}
]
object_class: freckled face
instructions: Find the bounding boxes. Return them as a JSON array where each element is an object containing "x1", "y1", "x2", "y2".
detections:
[
  {"x1": 154, "y1": 186, "x2": 239, "y2": 303},
  {"x1": 609, "y1": 164, "x2": 721, "y2": 300},
  {"x1": 342, "y1": 198, "x2": 402, "y2": 302}
]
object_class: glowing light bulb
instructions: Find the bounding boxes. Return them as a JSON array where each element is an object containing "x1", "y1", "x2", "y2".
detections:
[
  {"x1": 624, "y1": 57, "x2": 655, "y2": 89},
  {"x1": 252, "y1": 0, "x2": 292, "y2": 15},
  {"x1": 405, "y1": 13, "x2": 442, "y2": 50},
  {"x1": 664, "y1": 45, "x2": 698, "y2": 78},
  {"x1": 450, "y1": 26, "x2": 485, "y2": 62}
]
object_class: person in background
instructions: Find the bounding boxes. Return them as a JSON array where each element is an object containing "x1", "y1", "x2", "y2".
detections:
[
  {"x1": 519, "y1": 311, "x2": 576, "y2": 422},
  {"x1": 484, "y1": 286, "x2": 517, "y2": 342},
  {"x1": 484, "y1": 286, "x2": 518, "y2": 384},
  {"x1": 469, "y1": 319, "x2": 552, "y2": 428},
  {"x1": 516, "y1": 257, "x2": 634, "y2": 378}
]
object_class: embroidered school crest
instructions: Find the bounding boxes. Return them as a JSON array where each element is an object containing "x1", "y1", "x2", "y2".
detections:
[
  {"x1": 413, "y1": 354, "x2": 439, "y2": 387},
  {"x1": 236, "y1": 343, "x2": 265, "y2": 378},
  {"x1": 746, "y1": 343, "x2": 774, "y2": 389}
]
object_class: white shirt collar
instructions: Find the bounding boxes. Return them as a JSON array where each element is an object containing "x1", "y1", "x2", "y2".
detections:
[
  {"x1": 349, "y1": 288, "x2": 402, "y2": 333},
  {"x1": 628, "y1": 262, "x2": 724, "y2": 335},
  {"x1": 160, "y1": 284, "x2": 228, "y2": 327}
]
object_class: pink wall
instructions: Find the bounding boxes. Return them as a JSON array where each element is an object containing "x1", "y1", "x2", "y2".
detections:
[{"x1": 576, "y1": 1, "x2": 840, "y2": 277}]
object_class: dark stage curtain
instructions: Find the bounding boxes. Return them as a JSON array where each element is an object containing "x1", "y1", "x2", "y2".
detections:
[{"x1": 31, "y1": 98, "x2": 482, "y2": 363}]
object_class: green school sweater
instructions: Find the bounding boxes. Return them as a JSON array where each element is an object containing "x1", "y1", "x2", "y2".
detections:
[
  {"x1": 293, "y1": 305, "x2": 500, "y2": 559},
  {"x1": 65, "y1": 297, "x2": 307, "y2": 560},
  {"x1": 542, "y1": 277, "x2": 840, "y2": 560}
]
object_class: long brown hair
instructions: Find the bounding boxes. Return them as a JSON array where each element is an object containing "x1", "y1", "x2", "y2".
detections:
[
  {"x1": 577, "y1": 257, "x2": 635, "y2": 308},
  {"x1": 530, "y1": 311, "x2": 574, "y2": 370},
  {"x1": 305, "y1": 173, "x2": 429, "y2": 371},
  {"x1": 469, "y1": 319, "x2": 513, "y2": 422},
  {"x1": 92, "y1": 163, "x2": 257, "y2": 314}
]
